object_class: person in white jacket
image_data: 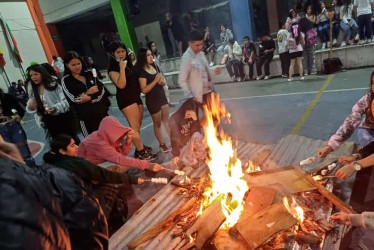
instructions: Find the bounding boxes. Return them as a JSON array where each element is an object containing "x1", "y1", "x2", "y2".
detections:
[
  {"x1": 226, "y1": 38, "x2": 244, "y2": 82},
  {"x1": 340, "y1": 1, "x2": 359, "y2": 46}
]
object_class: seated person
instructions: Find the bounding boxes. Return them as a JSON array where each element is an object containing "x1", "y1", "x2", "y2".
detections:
[
  {"x1": 78, "y1": 116, "x2": 163, "y2": 172},
  {"x1": 256, "y1": 32, "x2": 275, "y2": 80},
  {"x1": 226, "y1": 38, "x2": 245, "y2": 82},
  {"x1": 169, "y1": 98, "x2": 206, "y2": 167},
  {"x1": 43, "y1": 134, "x2": 145, "y2": 226},
  {"x1": 242, "y1": 36, "x2": 257, "y2": 81}
]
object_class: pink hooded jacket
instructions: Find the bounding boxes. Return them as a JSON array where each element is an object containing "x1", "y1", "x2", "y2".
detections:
[{"x1": 77, "y1": 116, "x2": 150, "y2": 170}]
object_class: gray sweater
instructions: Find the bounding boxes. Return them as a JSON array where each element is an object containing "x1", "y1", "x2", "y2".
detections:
[{"x1": 26, "y1": 84, "x2": 70, "y2": 116}]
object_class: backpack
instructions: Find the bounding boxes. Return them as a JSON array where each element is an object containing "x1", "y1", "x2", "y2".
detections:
[
  {"x1": 305, "y1": 29, "x2": 316, "y2": 47},
  {"x1": 286, "y1": 37, "x2": 297, "y2": 50}
]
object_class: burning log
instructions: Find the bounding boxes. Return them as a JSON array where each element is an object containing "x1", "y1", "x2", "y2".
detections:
[
  {"x1": 236, "y1": 203, "x2": 298, "y2": 249},
  {"x1": 295, "y1": 231, "x2": 321, "y2": 245},
  {"x1": 185, "y1": 195, "x2": 226, "y2": 249},
  {"x1": 127, "y1": 197, "x2": 199, "y2": 249}
]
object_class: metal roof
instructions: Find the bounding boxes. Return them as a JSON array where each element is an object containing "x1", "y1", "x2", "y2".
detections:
[{"x1": 109, "y1": 134, "x2": 356, "y2": 250}]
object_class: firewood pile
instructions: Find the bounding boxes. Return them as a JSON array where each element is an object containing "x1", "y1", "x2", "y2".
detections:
[{"x1": 127, "y1": 165, "x2": 350, "y2": 250}]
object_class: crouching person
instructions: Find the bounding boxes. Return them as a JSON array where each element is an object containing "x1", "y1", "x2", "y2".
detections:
[
  {"x1": 169, "y1": 99, "x2": 207, "y2": 168},
  {"x1": 43, "y1": 134, "x2": 145, "y2": 236},
  {"x1": 78, "y1": 116, "x2": 163, "y2": 173}
]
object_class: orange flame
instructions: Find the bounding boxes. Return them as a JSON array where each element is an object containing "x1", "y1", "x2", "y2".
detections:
[
  {"x1": 198, "y1": 93, "x2": 249, "y2": 228},
  {"x1": 246, "y1": 160, "x2": 261, "y2": 173},
  {"x1": 313, "y1": 175, "x2": 322, "y2": 181},
  {"x1": 282, "y1": 196, "x2": 304, "y2": 223}
]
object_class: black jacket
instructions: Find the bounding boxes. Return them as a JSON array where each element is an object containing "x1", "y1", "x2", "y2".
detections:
[
  {"x1": 61, "y1": 72, "x2": 109, "y2": 120},
  {"x1": 169, "y1": 98, "x2": 201, "y2": 157},
  {"x1": 0, "y1": 92, "x2": 25, "y2": 117},
  {"x1": 0, "y1": 159, "x2": 70, "y2": 250},
  {"x1": 42, "y1": 163, "x2": 109, "y2": 250}
]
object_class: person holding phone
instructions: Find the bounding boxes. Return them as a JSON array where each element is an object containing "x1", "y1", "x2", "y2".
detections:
[
  {"x1": 136, "y1": 47, "x2": 171, "y2": 153},
  {"x1": 108, "y1": 41, "x2": 157, "y2": 160},
  {"x1": 62, "y1": 51, "x2": 110, "y2": 137}
]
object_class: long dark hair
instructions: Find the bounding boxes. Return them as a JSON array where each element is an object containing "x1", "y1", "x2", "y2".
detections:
[
  {"x1": 342, "y1": 0, "x2": 351, "y2": 15},
  {"x1": 135, "y1": 47, "x2": 156, "y2": 73},
  {"x1": 299, "y1": 17, "x2": 314, "y2": 33},
  {"x1": 64, "y1": 51, "x2": 85, "y2": 76},
  {"x1": 43, "y1": 134, "x2": 72, "y2": 163},
  {"x1": 107, "y1": 41, "x2": 132, "y2": 73},
  {"x1": 26, "y1": 64, "x2": 58, "y2": 116}
]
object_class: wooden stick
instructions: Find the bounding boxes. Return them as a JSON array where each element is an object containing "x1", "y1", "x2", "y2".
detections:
[
  {"x1": 293, "y1": 166, "x2": 357, "y2": 214},
  {"x1": 185, "y1": 195, "x2": 226, "y2": 249},
  {"x1": 127, "y1": 197, "x2": 199, "y2": 249}
]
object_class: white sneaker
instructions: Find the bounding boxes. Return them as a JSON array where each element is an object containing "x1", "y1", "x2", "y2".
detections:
[
  {"x1": 359, "y1": 40, "x2": 366, "y2": 45},
  {"x1": 288, "y1": 78, "x2": 293, "y2": 82},
  {"x1": 264, "y1": 76, "x2": 269, "y2": 80},
  {"x1": 348, "y1": 40, "x2": 353, "y2": 45},
  {"x1": 341, "y1": 41, "x2": 346, "y2": 47},
  {"x1": 256, "y1": 75, "x2": 264, "y2": 80},
  {"x1": 321, "y1": 43, "x2": 326, "y2": 49},
  {"x1": 300, "y1": 76, "x2": 305, "y2": 80},
  {"x1": 333, "y1": 38, "x2": 337, "y2": 45},
  {"x1": 237, "y1": 77, "x2": 242, "y2": 82},
  {"x1": 366, "y1": 39, "x2": 371, "y2": 44},
  {"x1": 209, "y1": 62, "x2": 214, "y2": 67},
  {"x1": 304, "y1": 73, "x2": 309, "y2": 76},
  {"x1": 327, "y1": 42, "x2": 330, "y2": 48},
  {"x1": 310, "y1": 71, "x2": 317, "y2": 75},
  {"x1": 231, "y1": 76, "x2": 236, "y2": 82}
]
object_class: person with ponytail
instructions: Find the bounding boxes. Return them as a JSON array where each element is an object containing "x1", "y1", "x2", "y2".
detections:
[
  {"x1": 43, "y1": 134, "x2": 144, "y2": 220},
  {"x1": 26, "y1": 64, "x2": 79, "y2": 142},
  {"x1": 287, "y1": 22, "x2": 305, "y2": 82},
  {"x1": 62, "y1": 51, "x2": 110, "y2": 137}
]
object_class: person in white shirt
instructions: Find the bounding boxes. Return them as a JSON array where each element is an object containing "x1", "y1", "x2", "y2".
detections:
[
  {"x1": 354, "y1": 0, "x2": 374, "y2": 44},
  {"x1": 277, "y1": 19, "x2": 290, "y2": 78},
  {"x1": 51, "y1": 55, "x2": 64, "y2": 77},
  {"x1": 340, "y1": 0, "x2": 359, "y2": 46}
]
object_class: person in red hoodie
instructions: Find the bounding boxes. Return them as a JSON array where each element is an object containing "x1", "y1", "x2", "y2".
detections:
[{"x1": 78, "y1": 116, "x2": 163, "y2": 172}]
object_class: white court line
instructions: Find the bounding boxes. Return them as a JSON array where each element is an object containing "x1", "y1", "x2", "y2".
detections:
[
  {"x1": 220, "y1": 87, "x2": 368, "y2": 101},
  {"x1": 140, "y1": 87, "x2": 368, "y2": 130}
]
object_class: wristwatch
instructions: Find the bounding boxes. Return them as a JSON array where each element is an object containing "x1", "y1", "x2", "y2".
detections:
[{"x1": 353, "y1": 161, "x2": 362, "y2": 171}]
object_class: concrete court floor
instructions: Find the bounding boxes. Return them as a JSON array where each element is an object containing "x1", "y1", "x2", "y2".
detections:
[{"x1": 21, "y1": 67, "x2": 374, "y2": 218}]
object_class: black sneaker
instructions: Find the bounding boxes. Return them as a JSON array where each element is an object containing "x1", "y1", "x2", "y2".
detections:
[
  {"x1": 143, "y1": 144, "x2": 153, "y2": 153},
  {"x1": 160, "y1": 143, "x2": 170, "y2": 153},
  {"x1": 135, "y1": 149, "x2": 158, "y2": 161}
]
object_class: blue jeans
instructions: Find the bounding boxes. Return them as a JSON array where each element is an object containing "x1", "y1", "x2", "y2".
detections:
[
  {"x1": 332, "y1": 22, "x2": 340, "y2": 39},
  {"x1": 357, "y1": 128, "x2": 374, "y2": 147},
  {"x1": 318, "y1": 21, "x2": 330, "y2": 43},
  {"x1": 357, "y1": 14, "x2": 372, "y2": 40},
  {"x1": 0, "y1": 120, "x2": 35, "y2": 167},
  {"x1": 340, "y1": 19, "x2": 358, "y2": 41}
]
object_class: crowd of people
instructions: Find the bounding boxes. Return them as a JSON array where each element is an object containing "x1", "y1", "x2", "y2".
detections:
[
  {"x1": 1, "y1": 3, "x2": 374, "y2": 248},
  {"x1": 214, "y1": 0, "x2": 374, "y2": 82}
]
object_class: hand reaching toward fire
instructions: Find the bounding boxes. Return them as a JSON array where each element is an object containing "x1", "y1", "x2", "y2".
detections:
[
  {"x1": 317, "y1": 145, "x2": 333, "y2": 158},
  {"x1": 338, "y1": 155, "x2": 355, "y2": 165},
  {"x1": 335, "y1": 163, "x2": 355, "y2": 179},
  {"x1": 330, "y1": 212, "x2": 351, "y2": 225},
  {"x1": 150, "y1": 163, "x2": 164, "y2": 172}
]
